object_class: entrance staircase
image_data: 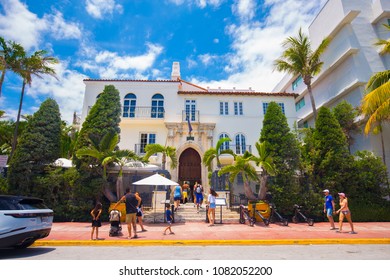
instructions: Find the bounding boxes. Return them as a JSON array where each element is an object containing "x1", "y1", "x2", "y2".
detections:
[{"x1": 143, "y1": 202, "x2": 241, "y2": 223}]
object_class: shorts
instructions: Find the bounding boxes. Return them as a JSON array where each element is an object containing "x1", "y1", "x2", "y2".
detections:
[
  {"x1": 326, "y1": 208, "x2": 333, "y2": 216},
  {"x1": 136, "y1": 210, "x2": 143, "y2": 217},
  {"x1": 174, "y1": 196, "x2": 181, "y2": 201},
  {"x1": 341, "y1": 210, "x2": 350, "y2": 215},
  {"x1": 125, "y1": 213, "x2": 137, "y2": 224},
  {"x1": 209, "y1": 202, "x2": 216, "y2": 209},
  {"x1": 92, "y1": 219, "x2": 101, "y2": 227},
  {"x1": 166, "y1": 220, "x2": 172, "y2": 225},
  {"x1": 196, "y1": 193, "x2": 203, "y2": 204}
]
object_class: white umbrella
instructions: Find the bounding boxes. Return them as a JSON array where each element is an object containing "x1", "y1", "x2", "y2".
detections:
[
  {"x1": 133, "y1": 173, "x2": 179, "y2": 223},
  {"x1": 132, "y1": 173, "x2": 178, "y2": 186}
]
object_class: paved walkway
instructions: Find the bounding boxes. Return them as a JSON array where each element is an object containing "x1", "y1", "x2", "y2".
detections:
[{"x1": 34, "y1": 221, "x2": 390, "y2": 246}]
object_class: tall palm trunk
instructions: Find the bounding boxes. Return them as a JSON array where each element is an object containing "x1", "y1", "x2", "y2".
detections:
[
  {"x1": 380, "y1": 129, "x2": 386, "y2": 166},
  {"x1": 306, "y1": 83, "x2": 317, "y2": 122},
  {"x1": 10, "y1": 80, "x2": 26, "y2": 159},
  {"x1": 243, "y1": 175, "x2": 257, "y2": 201},
  {"x1": 0, "y1": 69, "x2": 6, "y2": 97},
  {"x1": 162, "y1": 153, "x2": 166, "y2": 170},
  {"x1": 258, "y1": 173, "x2": 269, "y2": 200}
]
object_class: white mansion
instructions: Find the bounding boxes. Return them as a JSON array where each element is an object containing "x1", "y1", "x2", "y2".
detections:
[{"x1": 81, "y1": 62, "x2": 297, "y2": 191}]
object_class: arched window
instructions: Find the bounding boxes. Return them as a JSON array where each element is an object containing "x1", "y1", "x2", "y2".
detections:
[
  {"x1": 123, "y1": 93, "x2": 137, "y2": 118},
  {"x1": 219, "y1": 133, "x2": 230, "y2": 152},
  {"x1": 151, "y1": 94, "x2": 164, "y2": 118},
  {"x1": 235, "y1": 134, "x2": 246, "y2": 154}
]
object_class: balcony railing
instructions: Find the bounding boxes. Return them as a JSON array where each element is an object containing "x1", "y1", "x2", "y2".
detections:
[
  {"x1": 122, "y1": 106, "x2": 165, "y2": 119},
  {"x1": 220, "y1": 144, "x2": 252, "y2": 155},
  {"x1": 182, "y1": 110, "x2": 200, "y2": 122}
]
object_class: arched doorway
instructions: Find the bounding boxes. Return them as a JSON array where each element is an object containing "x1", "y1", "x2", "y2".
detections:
[{"x1": 179, "y1": 148, "x2": 201, "y2": 186}]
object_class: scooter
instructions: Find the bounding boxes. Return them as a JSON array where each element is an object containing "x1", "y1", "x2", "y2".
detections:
[
  {"x1": 269, "y1": 203, "x2": 289, "y2": 226},
  {"x1": 292, "y1": 204, "x2": 314, "y2": 226},
  {"x1": 239, "y1": 204, "x2": 255, "y2": 226}
]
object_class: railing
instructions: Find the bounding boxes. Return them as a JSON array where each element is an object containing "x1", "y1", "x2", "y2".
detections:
[
  {"x1": 182, "y1": 110, "x2": 200, "y2": 122},
  {"x1": 230, "y1": 193, "x2": 248, "y2": 211},
  {"x1": 221, "y1": 144, "x2": 252, "y2": 155},
  {"x1": 122, "y1": 106, "x2": 165, "y2": 119}
]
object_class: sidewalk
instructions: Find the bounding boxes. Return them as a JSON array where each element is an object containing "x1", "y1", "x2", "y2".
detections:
[{"x1": 34, "y1": 221, "x2": 390, "y2": 246}]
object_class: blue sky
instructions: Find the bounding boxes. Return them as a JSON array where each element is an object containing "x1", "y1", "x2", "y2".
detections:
[{"x1": 0, "y1": 0, "x2": 327, "y2": 123}]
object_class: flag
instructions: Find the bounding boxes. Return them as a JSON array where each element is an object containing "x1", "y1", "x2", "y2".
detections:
[{"x1": 187, "y1": 117, "x2": 193, "y2": 133}]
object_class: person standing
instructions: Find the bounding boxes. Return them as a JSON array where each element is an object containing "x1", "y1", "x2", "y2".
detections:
[
  {"x1": 90, "y1": 202, "x2": 103, "y2": 240},
  {"x1": 336, "y1": 193, "x2": 356, "y2": 234},
  {"x1": 163, "y1": 204, "x2": 174, "y2": 235},
  {"x1": 207, "y1": 189, "x2": 218, "y2": 226},
  {"x1": 194, "y1": 181, "x2": 204, "y2": 213},
  {"x1": 135, "y1": 192, "x2": 147, "y2": 232},
  {"x1": 113, "y1": 188, "x2": 141, "y2": 239},
  {"x1": 182, "y1": 181, "x2": 189, "y2": 204},
  {"x1": 172, "y1": 185, "x2": 182, "y2": 211},
  {"x1": 323, "y1": 189, "x2": 336, "y2": 230}
]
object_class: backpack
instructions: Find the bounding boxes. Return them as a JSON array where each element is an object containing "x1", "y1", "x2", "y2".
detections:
[{"x1": 196, "y1": 185, "x2": 202, "y2": 193}]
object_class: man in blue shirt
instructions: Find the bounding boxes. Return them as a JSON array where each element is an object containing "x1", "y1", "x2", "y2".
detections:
[{"x1": 323, "y1": 189, "x2": 336, "y2": 230}]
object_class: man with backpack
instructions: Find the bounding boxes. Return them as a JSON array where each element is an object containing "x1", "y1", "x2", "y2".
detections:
[{"x1": 194, "y1": 181, "x2": 203, "y2": 213}]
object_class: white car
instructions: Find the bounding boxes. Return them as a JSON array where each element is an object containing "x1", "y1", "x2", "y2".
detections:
[{"x1": 0, "y1": 195, "x2": 53, "y2": 249}]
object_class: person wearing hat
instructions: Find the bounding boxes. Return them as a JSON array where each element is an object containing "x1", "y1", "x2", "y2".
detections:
[
  {"x1": 323, "y1": 189, "x2": 336, "y2": 230},
  {"x1": 336, "y1": 193, "x2": 356, "y2": 234}
]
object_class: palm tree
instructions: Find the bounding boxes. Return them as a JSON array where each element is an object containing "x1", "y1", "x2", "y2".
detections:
[
  {"x1": 76, "y1": 132, "x2": 140, "y2": 200},
  {"x1": 143, "y1": 143, "x2": 177, "y2": 170},
  {"x1": 218, "y1": 152, "x2": 258, "y2": 201},
  {"x1": 202, "y1": 137, "x2": 235, "y2": 171},
  {"x1": 361, "y1": 24, "x2": 390, "y2": 165},
  {"x1": 274, "y1": 28, "x2": 330, "y2": 121},
  {"x1": 0, "y1": 37, "x2": 25, "y2": 97},
  {"x1": 249, "y1": 142, "x2": 276, "y2": 200},
  {"x1": 375, "y1": 24, "x2": 390, "y2": 55},
  {"x1": 10, "y1": 49, "x2": 58, "y2": 159}
]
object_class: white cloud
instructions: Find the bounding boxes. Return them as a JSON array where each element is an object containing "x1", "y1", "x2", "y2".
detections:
[
  {"x1": 27, "y1": 62, "x2": 87, "y2": 124},
  {"x1": 79, "y1": 43, "x2": 164, "y2": 79},
  {"x1": 0, "y1": 0, "x2": 82, "y2": 50},
  {"x1": 198, "y1": 53, "x2": 219, "y2": 66},
  {"x1": 232, "y1": 0, "x2": 256, "y2": 21},
  {"x1": 167, "y1": 0, "x2": 224, "y2": 8},
  {"x1": 44, "y1": 11, "x2": 82, "y2": 40},
  {"x1": 85, "y1": 0, "x2": 123, "y2": 19},
  {"x1": 192, "y1": 0, "x2": 327, "y2": 92},
  {"x1": 213, "y1": 38, "x2": 220, "y2": 44},
  {"x1": 0, "y1": 0, "x2": 46, "y2": 50}
]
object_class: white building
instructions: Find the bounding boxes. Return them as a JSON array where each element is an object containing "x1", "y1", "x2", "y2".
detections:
[
  {"x1": 81, "y1": 62, "x2": 298, "y2": 195},
  {"x1": 273, "y1": 0, "x2": 390, "y2": 173}
]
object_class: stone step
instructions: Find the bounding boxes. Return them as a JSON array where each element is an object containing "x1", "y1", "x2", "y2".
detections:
[{"x1": 143, "y1": 203, "x2": 241, "y2": 223}]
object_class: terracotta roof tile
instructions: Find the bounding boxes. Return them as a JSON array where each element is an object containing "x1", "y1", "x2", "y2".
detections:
[{"x1": 178, "y1": 91, "x2": 298, "y2": 97}]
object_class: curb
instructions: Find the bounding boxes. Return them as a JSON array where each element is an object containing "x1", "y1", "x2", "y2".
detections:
[{"x1": 33, "y1": 238, "x2": 390, "y2": 247}]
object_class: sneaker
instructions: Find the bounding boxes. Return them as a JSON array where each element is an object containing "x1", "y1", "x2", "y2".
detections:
[
  {"x1": 350, "y1": 231, "x2": 357, "y2": 234},
  {"x1": 330, "y1": 227, "x2": 336, "y2": 230},
  {"x1": 169, "y1": 232, "x2": 175, "y2": 234},
  {"x1": 141, "y1": 229, "x2": 147, "y2": 232},
  {"x1": 132, "y1": 235, "x2": 139, "y2": 239}
]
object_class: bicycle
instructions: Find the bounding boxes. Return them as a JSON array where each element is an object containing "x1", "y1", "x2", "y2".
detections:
[
  {"x1": 292, "y1": 204, "x2": 314, "y2": 226},
  {"x1": 239, "y1": 204, "x2": 255, "y2": 226},
  {"x1": 269, "y1": 203, "x2": 288, "y2": 226}
]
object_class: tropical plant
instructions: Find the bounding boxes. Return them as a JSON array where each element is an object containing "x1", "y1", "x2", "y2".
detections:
[
  {"x1": 143, "y1": 143, "x2": 177, "y2": 170},
  {"x1": 250, "y1": 142, "x2": 276, "y2": 200},
  {"x1": 332, "y1": 100, "x2": 360, "y2": 153},
  {"x1": 274, "y1": 28, "x2": 330, "y2": 121},
  {"x1": 7, "y1": 98, "x2": 62, "y2": 195},
  {"x1": 311, "y1": 107, "x2": 352, "y2": 191},
  {"x1": 76, "y1": 132, "x2": 139, "y2": 201},
  {"x1": 218, "y1": 152, "x2": 258, "y2": 201},
  {"x1": 75, "y1": 85, "x2": 121, "y2": 163},
  {"x1": 375, "y1": 23, "x2": 390, "y2": 55},
  {"x1": 0, "y1": 37, "x2": 26, "y2": 97},
  {"x1": 202, "y1": 137, "x2": 235, "y2": 171},
  {"x1": 10, "y1": 49, "x2": 58, "y2": 158},
  {"x1": 361, "y1": 23, "x2": 390, "y2": 165}
]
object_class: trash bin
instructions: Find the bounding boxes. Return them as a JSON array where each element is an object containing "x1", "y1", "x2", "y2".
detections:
[{"x1": 248, "y1": 201, "x2": 271, "y2": 222}]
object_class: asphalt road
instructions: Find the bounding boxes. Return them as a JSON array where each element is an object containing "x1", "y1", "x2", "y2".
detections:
[{"x1": 1, "y1": 244, "x2": 389, "y2": 260}]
